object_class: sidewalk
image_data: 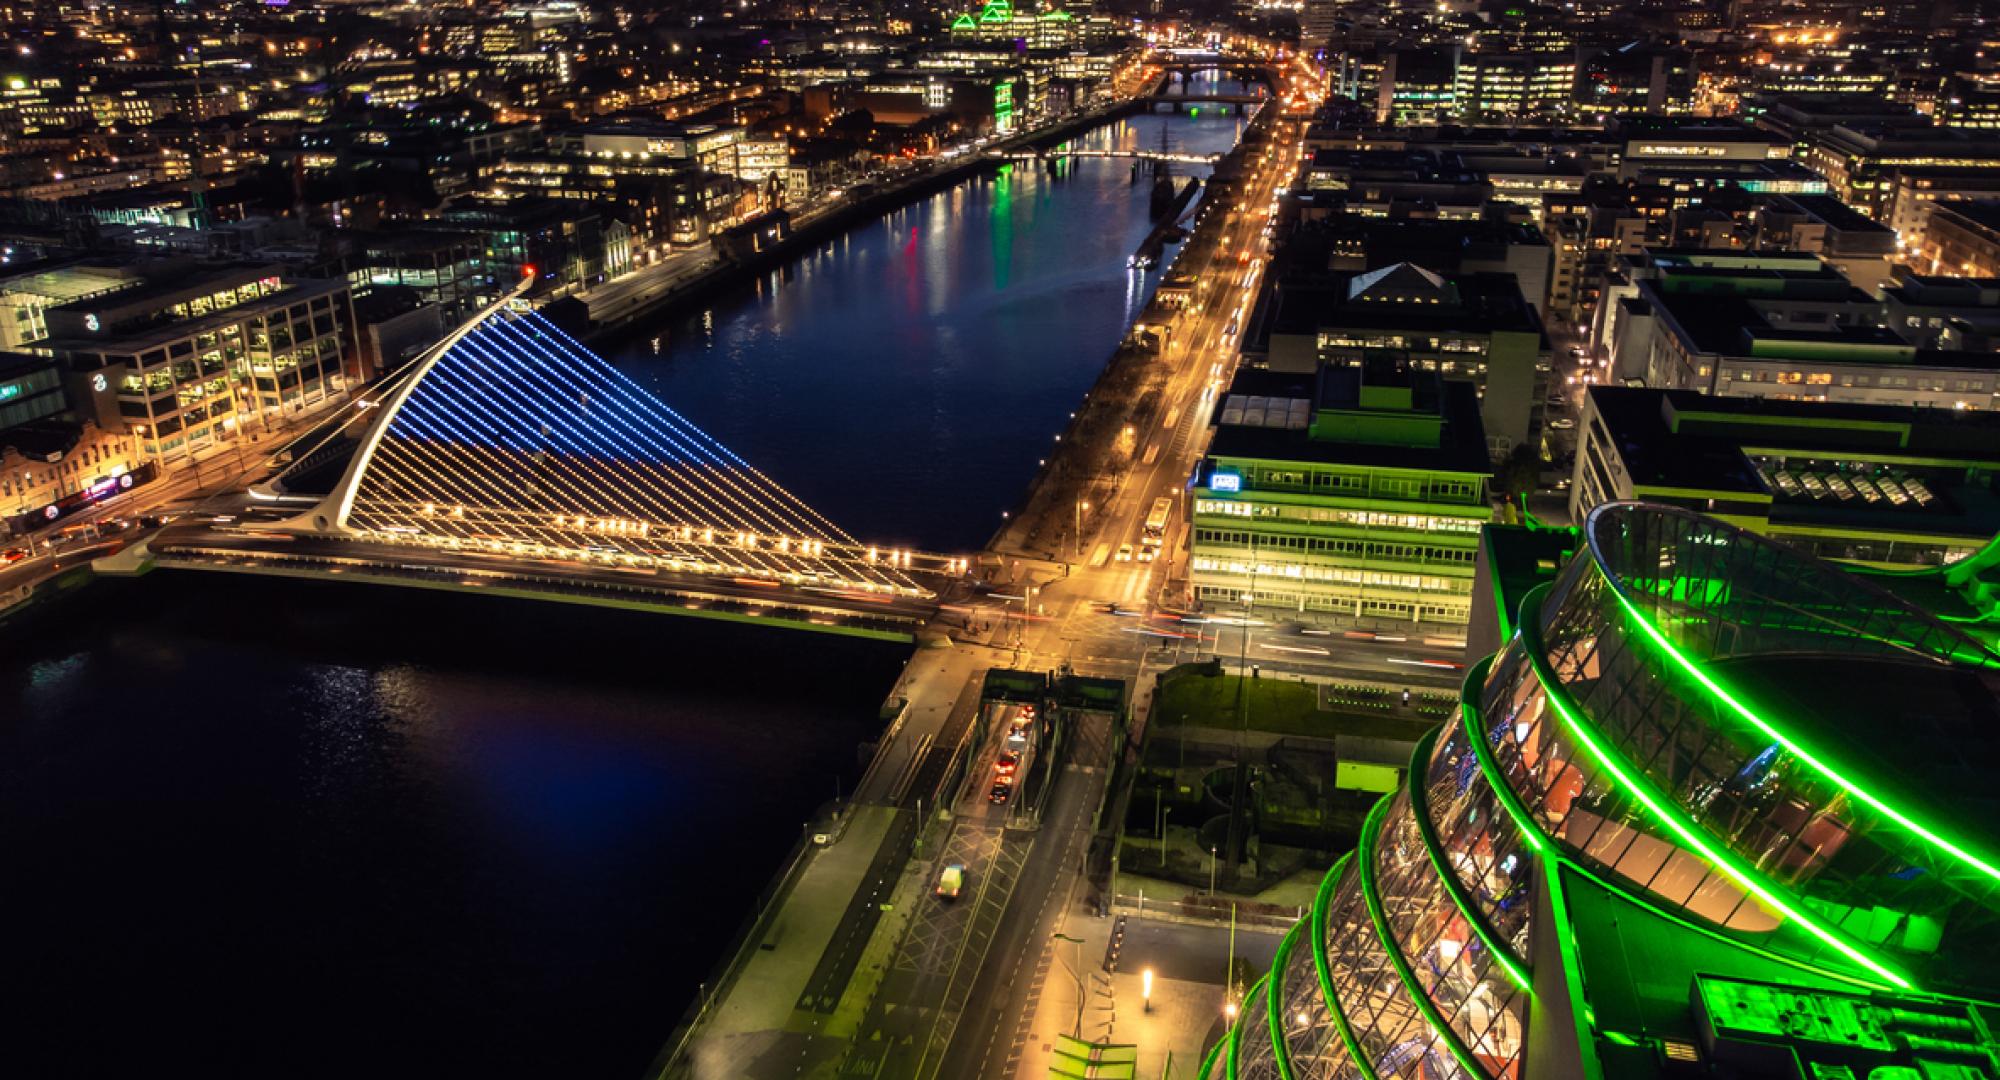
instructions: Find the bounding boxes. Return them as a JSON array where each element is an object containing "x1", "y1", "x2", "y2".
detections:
[
  {"x1": 1007, "y1": 904, "x2": 1283, "y2": 1080},
  {"x1": 688, "y1": 804, "x2": 898, "y2": 1076}
]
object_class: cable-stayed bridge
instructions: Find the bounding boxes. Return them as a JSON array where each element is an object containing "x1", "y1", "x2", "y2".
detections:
[{"x1": 147, "y1": 276, "x2": 968, "y2": 640}]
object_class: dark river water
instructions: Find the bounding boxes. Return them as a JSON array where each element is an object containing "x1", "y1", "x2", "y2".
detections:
[
  {"x1": 605, "y1": 104, "x2": 1250, "y2": 552},
  {"x1": 0, "y1": 101, "x2": 1250, "y2": 1079}
]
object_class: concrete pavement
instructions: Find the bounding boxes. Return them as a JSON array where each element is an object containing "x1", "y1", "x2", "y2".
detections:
[{"x1": 1001, "y1": 911, "x2": 1283, "y2": 1080}]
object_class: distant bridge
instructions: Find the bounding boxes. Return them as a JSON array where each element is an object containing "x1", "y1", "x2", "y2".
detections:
[
  {"x1": 147, "y1": 273, "x2": 965, "y2": 640},
  {"x1": 983, "y1": 147, "x2": 1223, "y2": 166}
]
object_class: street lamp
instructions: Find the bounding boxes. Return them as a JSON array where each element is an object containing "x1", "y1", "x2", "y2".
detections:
[
  {"x1": 1143, "y1": 967, "x2": 1155, "y2": 1013},
  {"x1": 1074, "y1": 499, "x2": 1089, "y2": 560},
  {"x1": 1209, "y1": 845, "x2": 1218, "y2": 895}
]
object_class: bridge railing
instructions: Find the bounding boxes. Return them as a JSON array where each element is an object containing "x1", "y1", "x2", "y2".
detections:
[{"x1": 328, "y1": 501, "x2": 966, "y2": 596}]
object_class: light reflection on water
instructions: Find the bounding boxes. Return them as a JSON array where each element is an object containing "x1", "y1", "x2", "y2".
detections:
[
  {"x1": 0, "y1": 575, "x2": 902, "y2": 1079},
  {"x1": 608, "y1": 109, "x2": 1249, "y2": 552},
  {"x1": 0, "y1": 103, "x2": 1252, "y2": 1079}
]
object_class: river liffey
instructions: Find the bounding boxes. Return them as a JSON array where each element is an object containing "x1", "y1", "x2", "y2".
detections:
[{"x1": 0, "y1": 98, "x2": 1253, "y2": 1079}]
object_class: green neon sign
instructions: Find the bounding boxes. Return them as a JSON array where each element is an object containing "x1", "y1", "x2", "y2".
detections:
[
  {"x1": 1607, "y1": 570, "x2": 2000, "y2": 896},
  {"x1": 0, "y1": 382, "x2": 19, "y2": 402}
]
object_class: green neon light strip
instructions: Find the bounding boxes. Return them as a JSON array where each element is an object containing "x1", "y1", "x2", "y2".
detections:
[
  {"x1": 1459, "y1": 657, "x2": 1547, "y2": 855},
  {"x1": 1460, "y1": 653, "x2": 1889, "y2": 997},
  {"x1": 1311, "y1": 853, "x2": 1383, "y2": 1080},
  {"x1": 1605, "y1": 566, "x2": 2000, "y2": 894},
  {"x1": 1226, "y1": 975, "x2": 1267, "y2": 1080},
  {"x1": 1267, "y1": 922, "x2": 1300, "y2": 1080},
  {"x1": 1518, "y1": 585, "x2": 1915, "y2": 990},
  {"x1": 1406, "y1": 725, "x2": 1534, "y2": 994},
  {"x1": 1354, "y1": 797, "x2": 1495, "y2": 1080}
]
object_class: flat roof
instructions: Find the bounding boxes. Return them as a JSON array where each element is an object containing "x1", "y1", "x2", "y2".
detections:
[
  {"x1": 40, "y1": 278, "x2": 348, "y2": 356},
  {"x1": 1781, "y1": 193, "x2": 1892, "y2": 235},
  {"x1": 45, "y1": 261, "x2": 281, "y2": 318},
  {"x1": 1478, "y1": 523, "x2": 1578, "y2": 639},
  {"x1": 1936, "y1": 199, "x2": 2000, "y2": 234},
  {"x1": 1205, "y1": 367, "x2": 1490, "y2": 476},
  {"x1": 1586, "y1": 386, "x2": 2000, "y2": 536}
]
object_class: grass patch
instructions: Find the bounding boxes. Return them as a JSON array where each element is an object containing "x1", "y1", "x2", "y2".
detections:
[
  {"x1": 1153, "y1": 663, "x2": 1440, "y2": 741},
  {"x1": 1155, "y1": 666, "x2": 1320, "y2": 735}
]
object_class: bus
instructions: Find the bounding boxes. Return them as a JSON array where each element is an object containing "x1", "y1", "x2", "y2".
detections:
[{"x1": 1141, "y1": 496, "x2": 1174, "y2": 548}]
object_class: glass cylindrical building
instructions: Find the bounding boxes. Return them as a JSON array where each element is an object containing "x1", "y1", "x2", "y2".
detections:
[{"x1": 1199, "y1": 503, "x2": 2000, "y2": 1080}]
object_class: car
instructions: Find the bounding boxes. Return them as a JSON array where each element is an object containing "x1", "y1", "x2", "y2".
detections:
[
  {"x1": 1006, "y1": 724, "x2": 1030, "y2": 747},
  {"x1": 996, "y1": 750, "x2": 1021, "y2": 776},
  {"x1": 1137, "y1": 546, "x2": 1157, "y2": 563},
  {"x1": 1115, "y1": 543, "x2": 1134, "y2": 562},
  {"x1": 2, "y1": 548, "x2": 25, "y2": 563},
  {"x1": 989, "y1": 783, "x2": 1013, "y2": 805},
  {"x1": 936, "y1": 863, "x2": 967, "y2": 899}
]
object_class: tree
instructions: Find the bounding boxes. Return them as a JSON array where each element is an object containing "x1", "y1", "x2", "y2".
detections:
[{"x1": 1495, "y1": 442, "x2": 1542, "y2": 499}]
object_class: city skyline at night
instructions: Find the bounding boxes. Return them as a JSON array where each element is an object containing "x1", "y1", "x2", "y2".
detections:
[{"x1": 4, "y1": 1, "x2": 2000, "y2": 1078}]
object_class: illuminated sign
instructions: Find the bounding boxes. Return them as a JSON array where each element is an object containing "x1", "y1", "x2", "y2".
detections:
[
  {"x1": 0, "y1": 383, "x2": 17, "y2": 402},
  {"x1": 83, "y1": 313, "x2": 100, "y2": 332},
  {"x1": 91, "y1": 373, "x2": 108, "y2": 393},
  {"x1": 1211, "y1": 471, "x2": 1242, "y2": 492}
]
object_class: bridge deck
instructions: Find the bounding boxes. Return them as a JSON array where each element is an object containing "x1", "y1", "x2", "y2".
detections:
[{"x1": 148, "y1": 527, "x2": 938, "y2": 641}]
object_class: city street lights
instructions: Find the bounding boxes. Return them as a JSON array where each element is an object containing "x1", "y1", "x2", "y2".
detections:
[
  {"x1": 1074, "y1": 499, "x2": 1089, "y2": 561},
  {"x1": 1143, "y1": 967, "x2": 1154, "y2": 1013},
  {"x1": 1209, "y1": 845, "x2": 1218, "y2": 895}
]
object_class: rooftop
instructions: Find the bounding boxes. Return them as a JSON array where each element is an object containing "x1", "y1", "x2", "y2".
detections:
[
  {"x1": 44, "y1": 260, "x2": 282, "y2": 319},
  {"x1": 1585, "y1": 386, "x2": 2000, "y2": 538},
  {"x1": 1268, "y1": 265, "x2": 1541, "y2": 338},
  {"x1": 1205, "y1": 365, "x2": 1490, "y2": 476},
  {"x1": 1934, "y1": 199, "x2": 2000, "y2": 235}
]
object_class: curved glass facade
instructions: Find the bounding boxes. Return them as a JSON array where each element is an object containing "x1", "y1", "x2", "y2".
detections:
[{"x1": 1201, "y1": 503, "x2": 2000, "y2": 1078}]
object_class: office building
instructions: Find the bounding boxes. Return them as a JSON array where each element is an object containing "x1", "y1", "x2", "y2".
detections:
[
  {"x1": 37, "y1": 262, "x2": 356, "y2": 469},
  {"x1": 1601, "y1": 249, "x2": 2000, "y2": 411},
  {"x1": 1915, "y1": 200, "x2": 2000, "y2": 279},
  {"x1": 1199, "y1": 502, "x2": 2000, "y2": 1080},
  {"x1": 1570, "y1": 385, "x2": 2000, "y2": 568},
  {"x1": 1255, "y1": 263, "x2": 1548, "y2": 455},
  {"x1": 1188, "y1": 361, "x2": 1491, "y2": 630}
]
